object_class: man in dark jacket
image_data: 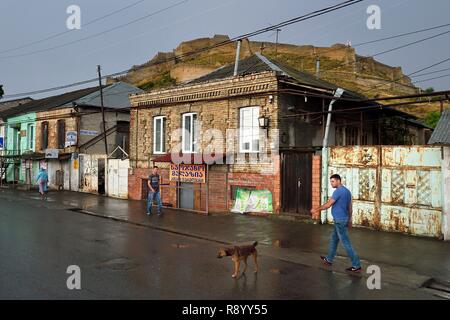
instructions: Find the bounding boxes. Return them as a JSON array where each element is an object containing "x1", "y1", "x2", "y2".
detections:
[{"x1": 147, "y1": 166, "x2": 162, "y2": 216}]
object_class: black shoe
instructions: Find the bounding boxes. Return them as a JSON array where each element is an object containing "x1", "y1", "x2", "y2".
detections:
[
  {"x1": 345, "y1": 266, "x2": 362, "y2": 273},
  {"x1": 320, "y1": 256, "x2": 332, "y2": 266}
]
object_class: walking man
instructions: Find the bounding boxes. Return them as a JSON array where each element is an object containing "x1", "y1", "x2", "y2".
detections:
[
  {"x1": 310, "y1": 174, "x2": 362, "y2": 273},
  {"x1": 147, "y1": 166, "x2": 162, "y2": 216},
  {"x1": 36, "y1": 167, "x2": 48, "y2": 200}
]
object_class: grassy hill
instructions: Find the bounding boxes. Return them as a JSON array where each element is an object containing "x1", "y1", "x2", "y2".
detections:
[{"x1": 110, "y1": 35, "x2": 449, "y2": 120}]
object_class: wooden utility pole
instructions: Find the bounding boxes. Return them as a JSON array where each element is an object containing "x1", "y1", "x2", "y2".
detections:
[
  {"x1": 275, "y1": 29, "x2": 281, "y2": 56},
  {"x1": 97, "y1": 65, "x2": 108, "y2": 155}
]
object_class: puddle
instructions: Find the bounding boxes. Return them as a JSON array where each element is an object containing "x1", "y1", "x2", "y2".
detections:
[
  {"x1": 96, "y1": 257, "x2": 138, "y2": 271},
  {"x1": 272, "y1": 240, "x2": 290, "y2": 248},
  {"x1": 171, "y1": 244, "x2": 190, "y2": 249},
  {"x1": 270, "y1": 268, "x2": 287, "y2": 275}
]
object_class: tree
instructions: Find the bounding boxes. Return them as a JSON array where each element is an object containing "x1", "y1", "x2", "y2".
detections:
[
  {"x1": 0, "y1": 85, "x2": 4, "y2": 99},
  {"x1": 424, "y1": 87, "x2": 434, "y2": 94},
  {"x1": 424, "y1": 111, "x2": 441, "y2": 129}
]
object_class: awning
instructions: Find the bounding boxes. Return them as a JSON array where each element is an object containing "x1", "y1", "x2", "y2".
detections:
[{"x1": 21, "y1": 152, "x2": 45, "y2": 160}]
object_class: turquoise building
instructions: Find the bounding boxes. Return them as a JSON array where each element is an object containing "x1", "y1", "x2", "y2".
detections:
[{"x1": 5, "y1": 112, "x2": 38, "y2": 183}]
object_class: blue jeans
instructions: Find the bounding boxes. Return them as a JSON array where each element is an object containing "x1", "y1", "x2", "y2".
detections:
[
  {"x1": 147, "y1": 191, "x2": 162, "y2": 214},
  {"x1": 326, "y1": 219, "x2": 361, "y2": 268}
]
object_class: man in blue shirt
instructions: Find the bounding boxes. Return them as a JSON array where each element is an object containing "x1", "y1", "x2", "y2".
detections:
[{"x1": 311, "y1": 174, "x2": 361, "y2": 273}]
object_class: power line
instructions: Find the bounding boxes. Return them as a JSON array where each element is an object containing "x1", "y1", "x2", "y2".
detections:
[
  {"x1": 281, "y1": 23, "x2": 450, "y2": 93},
  {"x1": 411, "y1": 67, "x2": 450, "y2": 78},
  {"x1": 3, "y1": 0, "x2": 365, "y2": 99},
  {"x1": 0, "y1": 0, "x2": 149, "y2": 55},
  {"x1": 371, "y1": 29, "x2": 450, "y2": 57},
  {"x1": 357, "y1": 57, "x2": 450, "y2": 94},
  {"x1": 3, "y1": 86, "x2": 447, "y2": 125},
  {"x1": 311, "y1": 22, "x2": 450, "y2": 57},
  {"x1": 354, "y1": 23, "x2": 450, "y2": 48},
  {"x1": 413, "y1": 73, "x2": 450, "y2": 84},
  {"x1": 322, "y1": 29, "x2": 450, "y2": 76},
  {"x1": 0, "y1": 0, "x2": 189, "y2": 60}
]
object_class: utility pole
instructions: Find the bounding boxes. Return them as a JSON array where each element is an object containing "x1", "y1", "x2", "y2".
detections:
[
  {"x1": 97, "y1": 65, "x2": 108, "y2": 155},
  {"x1": 275, "y1": 28, "x2": 281, "y2": 56}
]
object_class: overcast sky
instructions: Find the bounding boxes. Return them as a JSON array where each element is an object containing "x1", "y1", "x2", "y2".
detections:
[{"x1": 1, "y1": 0, "x2": 449, "y2": 100}]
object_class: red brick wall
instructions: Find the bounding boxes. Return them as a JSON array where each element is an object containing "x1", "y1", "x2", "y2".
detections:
[
  {"x1": 311, "y1": 155, "x2": 321, "y2": 220},
  {"x1": 129, "y1": 165, "x2": 281, "y2": 214},
  {"x1": 128, "y1": 167, "x2": 149, "y2": 200},
  {"x1": 208, "y1": 171, "x2": 228, "y2": 213},
  {"x1": 128, "y1": 167, "x2": 175, "y2": 205}
]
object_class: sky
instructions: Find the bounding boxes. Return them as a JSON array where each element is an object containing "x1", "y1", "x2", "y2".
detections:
[{"x1": 1, "y1": 0, "x2": 450, "y2": 100}]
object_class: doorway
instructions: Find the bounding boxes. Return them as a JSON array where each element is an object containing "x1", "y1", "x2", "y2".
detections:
[
  {"x1": 97, "y1": 159, "x2": 105, "y2": 195},
  {"x1": 179, "y1": 182, "x2": 194, "y2": 210},
  {"x1": 281, "y1": 152, "x2": 312, "y2": 214}
]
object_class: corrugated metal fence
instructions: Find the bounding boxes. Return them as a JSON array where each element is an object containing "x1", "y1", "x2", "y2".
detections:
[{"x1": 324, "y1": 146, "x2": 445, "y2": 238}]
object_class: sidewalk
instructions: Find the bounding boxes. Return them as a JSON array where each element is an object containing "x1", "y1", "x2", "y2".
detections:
[{"x1": 2, "y1": 188, "x2": 449, "y2": 292}]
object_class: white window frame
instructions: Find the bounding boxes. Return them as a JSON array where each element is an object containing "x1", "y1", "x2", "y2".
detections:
[
  {"x1": 239, "y1": 106, "x2": 260, "y2": 153},
  {"x1": 153, "y1": 116, "x2": 166, "y2": 154},
  {"x1": 182, "y1": 113, "x2": 198, "y2": 153},
  {"x1": 27, "y1": 123, "x2": 34, "y2": 151}
]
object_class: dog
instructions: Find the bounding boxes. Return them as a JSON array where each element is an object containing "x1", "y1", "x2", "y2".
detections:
[{"x1": 217, "y1": 241, "x2": 258, "y2": 278}]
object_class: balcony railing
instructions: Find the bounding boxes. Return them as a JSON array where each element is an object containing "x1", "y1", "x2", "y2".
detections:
[{"x1": 0, "y1": 149, "x2": 21, "y2": 157}]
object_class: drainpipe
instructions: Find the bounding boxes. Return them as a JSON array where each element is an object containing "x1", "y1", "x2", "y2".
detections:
[
  {"x1": 233, "y1": 40, "x2": 242, "y2": 77},
  {"x1": 320, "y1": 88, "x2": 344, "y2": 224}
]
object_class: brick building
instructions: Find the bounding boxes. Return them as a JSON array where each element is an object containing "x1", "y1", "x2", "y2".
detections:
[{"x1": 128, "y1": 53, "x2": 430, "y2": 216}]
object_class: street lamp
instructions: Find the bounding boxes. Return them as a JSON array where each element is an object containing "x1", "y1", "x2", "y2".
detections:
[
  {"x1": 259, "y1": 115, "x2": 269, "y2": 138},
  {"x1": 258, "y1": 116, "x2": 269, "y2": 129}
]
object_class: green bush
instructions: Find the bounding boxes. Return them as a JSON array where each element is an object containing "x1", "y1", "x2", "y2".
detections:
[{"x1": 424, "y1": 111, "x2": 441, "y2": 128}]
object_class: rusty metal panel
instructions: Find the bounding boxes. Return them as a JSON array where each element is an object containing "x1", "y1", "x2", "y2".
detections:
[
  {"x1": 353, "y1": 201, "x2": 377, "y2": 228},
  {"x1": 326, "y1": 146, "x2": 443, "y2": 238},
  {"x1": 358, "y1": 168, "x2": 377, "y2": 201},
  {"x1": 408, "y1": 208, "x2": 442, "y2": 237},
  {"x1": 326, "y1": 165, "x2": 378, "y2": 224},
  {"x1": 382, "y1": 146, "x2": 442, "y2": 168},
  {"x1": 380, "y1": 205, "x2": 410, "y2": 233},
  {"x1": 329, "y1": 146, "x2": 378, "y2": 167},
  {"x1": 404, "y1": 170, "x2": 418, "y2": 205},
  {"x1": 380, "y1": 205, "x2": 441, "y2": 237}
]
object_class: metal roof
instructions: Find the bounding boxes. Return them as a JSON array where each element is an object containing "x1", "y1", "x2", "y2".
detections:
[
  {"x1": 428, "y1": 109, "x2": 450, "y2": 144},
  {"x1": 187, "y1": 53, "x2": 364, "y2": 99},
  {"x1": 75, "y1": 82, "x2": 143, "y2": 109},
  {"x1": 0, "y1": 82, "x2": 143, "y2": 119}
]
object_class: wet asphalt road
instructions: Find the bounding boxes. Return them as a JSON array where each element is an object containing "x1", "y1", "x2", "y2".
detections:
[{"x1": 0, "y1": 195, "x2": 438, "y2": 299}]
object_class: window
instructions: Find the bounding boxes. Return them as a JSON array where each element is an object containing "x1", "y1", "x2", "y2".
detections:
[
  {"x1": 345, "y1": 126, "x2": 358, "y2": 146},
  {"x1": 239, "y1": 106, "x2": 260, "y2": 153},
  {"x1": 41, "y1": 121, "x2": 49, "y2": 150},
  {"x1": 153, "y1": 116, "x2": 166, "y2": 154},
  {"x1": 27, "y1": 124, "x2": 34, "y2": 150},
  {"x1": 182, "y1": 113, "x2": 198, "y2": 153},
  {"x1": 57, "y1": 120, "x2": 66, "y2": 149}
]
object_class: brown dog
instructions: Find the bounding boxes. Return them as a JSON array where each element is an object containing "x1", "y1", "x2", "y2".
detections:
[{"x1": 217, "y1": 241, "x2": 258, "y2": 278}]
